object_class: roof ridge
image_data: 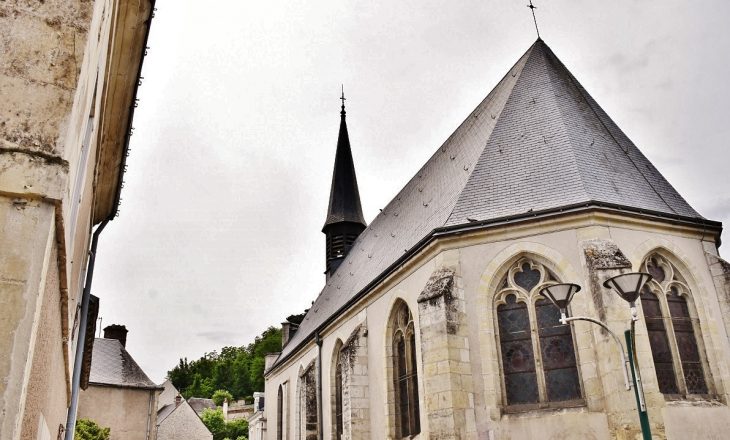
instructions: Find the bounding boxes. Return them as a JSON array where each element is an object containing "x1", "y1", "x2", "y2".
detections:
[
  {"x1": 541, "y1": 41, "x2": 680, "y2": 216},
  {"x1": 536, "y1": 41, "x2": 592, "y2": 204}
]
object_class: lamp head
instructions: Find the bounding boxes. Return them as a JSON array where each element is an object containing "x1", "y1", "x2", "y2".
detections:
[
  {"x1": 603, "y1": 272, "x2": 653, "y2": 308},
  {"x1": 539, "y1": 283, "x2": 581, "y2": 313}
]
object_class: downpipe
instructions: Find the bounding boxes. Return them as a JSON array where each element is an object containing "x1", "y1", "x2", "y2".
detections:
[{"x1": 64, "y1": 219, "x2": 109, "y2": 440}]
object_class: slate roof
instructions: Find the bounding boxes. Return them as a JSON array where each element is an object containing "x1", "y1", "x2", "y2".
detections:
[
  {"x1": 188, "y1": 397, "x2": 217, "y2": 414},
  {"x1": 272, "y1": 39, "x2": 712, "y2": 369},
  {"x1": 322, "y1": 103, "x2": 367, "y2": 229},
  {"x1": 157, "y1": 403, "x2": 176, "y2": 424},
  {"x1": 89, "y1": 338, "x2": 160, "y2": 389}
]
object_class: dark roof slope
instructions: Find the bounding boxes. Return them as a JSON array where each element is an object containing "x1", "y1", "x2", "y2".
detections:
[
  {"x1": 89, "y1": 338, "x2": 159, "y2": 389},
  {"x1": 274, "y1": 39, "x2": 707, "y2": 367},
  {"x1": 322, "y1": 103, "x2": 367, "y2": 229},
  {"x1": 188, "y1": 397, "x2": 217, "y2": 414}
]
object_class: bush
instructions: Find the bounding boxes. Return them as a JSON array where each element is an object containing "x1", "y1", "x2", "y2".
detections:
[
  {"x1": 212, "y1": 389, "x2": 234, "y2": 407},
  {"x1": 74, "y1": 419, "x2": 110, "y2": 440}
]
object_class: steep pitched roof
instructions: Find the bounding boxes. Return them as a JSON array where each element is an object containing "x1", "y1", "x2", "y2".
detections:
[
  {"x1": 88, "y1": 338, "x2": 160, "y2": 389},
  {"x1": 273, "y1": 39, "x2": 710, "y2": 368},
  {"x1": 322, "y1": 101, "x2": 367, "y2": 230},
  {"x1": 187, "y1": 397, "x2": 217, "y2": 414}
]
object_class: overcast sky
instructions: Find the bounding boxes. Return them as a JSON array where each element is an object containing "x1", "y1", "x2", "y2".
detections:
[{"x1": 92, "y1": 0, "x2": 730, "y2": 383}]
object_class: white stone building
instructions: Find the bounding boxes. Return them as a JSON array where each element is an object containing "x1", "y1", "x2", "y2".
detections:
[{"x1": 263, "y1": 39, "x2": 730, "y2": 439}]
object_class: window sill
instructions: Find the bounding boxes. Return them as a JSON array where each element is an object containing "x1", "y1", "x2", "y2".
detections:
[
  {"x1": 663, "y1": 394, "x2": 724, "y2": 406},
  {"x1": 502, "y1": 399, "x2": 587, "y2": 416}
]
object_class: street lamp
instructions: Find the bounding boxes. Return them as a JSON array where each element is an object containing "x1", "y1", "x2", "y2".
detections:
[{"x1": 539, "y1": 272, "x2": 654, "y2": 440}]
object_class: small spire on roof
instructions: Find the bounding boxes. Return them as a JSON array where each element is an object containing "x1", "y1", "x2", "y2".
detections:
[
  {"x1": 527, "y1": 0, "x2": 540, "y2": 40},
  {"x1": 340, "y1": 85, "x2": 346, "y2": 117}
]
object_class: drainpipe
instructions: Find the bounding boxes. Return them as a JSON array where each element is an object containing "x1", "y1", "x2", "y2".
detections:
[
  {"x1": 64, "y1": 219, "x2": 109, "y2": 440},
  {"x1": 314, "y1": 331, "x2": 323, "y2": 440},
  {"x1": 146, "y1": 389, "x2": 154, "y2": 440}
]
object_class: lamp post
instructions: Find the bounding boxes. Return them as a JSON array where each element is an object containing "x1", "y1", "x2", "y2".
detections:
[{"x1": 539, "y1": 272, "x2": 654, "y2": 440}]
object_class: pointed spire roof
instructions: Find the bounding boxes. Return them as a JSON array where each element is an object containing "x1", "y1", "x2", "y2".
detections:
[
  {"x1": 322, "y1": 93, "x2": 367, "y2": 231},
  {"x1": 274, "y1": 39, "x2": 710, "y2": 368}
]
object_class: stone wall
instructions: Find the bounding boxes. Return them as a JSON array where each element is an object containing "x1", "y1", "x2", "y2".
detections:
[{"x1": 417, "y1": 264, "x2": 477, "y2": 440}]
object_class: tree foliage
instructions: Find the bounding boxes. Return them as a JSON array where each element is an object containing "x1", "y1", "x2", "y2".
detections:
[
  {"x1": 167, "y1": 327, "x2": 281, "y2": 400},
  {"x1": 212, "y1": 389, "x2": 233, "y2": 407},
  {"x1": 74, "y1": 419, "x2": 110, "y2": 440},
  {"x1": 201, "y1": 408, "x2": 249, "y2": 440}
]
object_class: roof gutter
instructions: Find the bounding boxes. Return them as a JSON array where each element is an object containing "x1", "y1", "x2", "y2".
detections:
[
  {"x1": 267, "y1": 201, "x2": 722, "y2": 374},
  {"x1": 63, "y1": 2, "x2": 156, "y2": 438}
]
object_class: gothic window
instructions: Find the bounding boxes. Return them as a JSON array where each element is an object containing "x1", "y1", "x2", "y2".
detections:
[
  {"x1": 277, "y1": 385, "x2": 284, "y2": 440},
  {"x1": 334, "y1": 351, "x2": 343, "y2": 440},
  {"x1": 496, "y1": 258, "x2": 582, "y2": 408},
  {"x1": 392, "y1": 302, "x2": 421, "y2": 438},
  {"x1": 641, "y1": 255, "x2": 709, "y2": 395}
]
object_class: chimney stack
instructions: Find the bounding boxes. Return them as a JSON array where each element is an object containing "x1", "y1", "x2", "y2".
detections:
[
  {"x1": 281, "y1": 322, "x2": 298, "y2": 349},
  {"x1": 103, "y1": 324, "x2": 128, "y2": 347},
  {"x1": 175, "y1": 394, "x2": 182, "y2": 408}
]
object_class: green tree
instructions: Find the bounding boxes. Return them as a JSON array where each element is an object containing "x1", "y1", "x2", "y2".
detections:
[
  {"x1": 224, "y1": 419, "x2": 248, "y2": 439},
  {"x1": 74, "y1": 419, "x2": 110, "y2": 440},
  {"x1": 168, "y1": 326, "x2": 283, "y2": 400},
  {"x1": 201, "y1": 408, "x2": 227, "y2": 440},
  {"x1": 212, "y1": 389, "x2": 233, "y2": 407}
]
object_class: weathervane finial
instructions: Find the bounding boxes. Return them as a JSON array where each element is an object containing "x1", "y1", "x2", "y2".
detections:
[
  {"x1": 340, "y1": 85, "x2": 346, "y2": 117},
  {"x1": 527, "y1": 0, "x2": 540, "y2": 39}
]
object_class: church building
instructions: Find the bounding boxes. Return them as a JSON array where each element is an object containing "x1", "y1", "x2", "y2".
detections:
[{"x1": 263, "y1": 39, "x2": 730, "y2": 439}]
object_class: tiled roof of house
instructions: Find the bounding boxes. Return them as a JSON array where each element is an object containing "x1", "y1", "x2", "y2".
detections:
[
  {"x1": 188, "y1": 398, "x2": 217, "y2": 414},
  {"x1": 89, "y1": 338, "x2": 159, "y2": 389},
  {"x1": 273, "y1": 39, "x2": 713, "y2": 369}
]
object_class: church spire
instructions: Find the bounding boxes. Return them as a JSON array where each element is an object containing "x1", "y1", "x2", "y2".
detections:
[{"x1": 322, "y1": 89, "x2": 367, "y2": 278}]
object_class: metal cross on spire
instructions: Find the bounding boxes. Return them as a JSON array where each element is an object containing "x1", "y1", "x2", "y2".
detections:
[
  {"x1": 527, "y1": 0, "x2": 540, "y2": 39},
  {"x1": 340, "y1": 85, "x2": 346, "y2": 116}
]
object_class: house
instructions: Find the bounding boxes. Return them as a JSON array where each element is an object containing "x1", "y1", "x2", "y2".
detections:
[
  {"x1": 247, "y1": 392, "x2": 266, "y2": 440},
  {"x1": 263, "y1": 39, "x2": 730, "y2": 439},
  {"x1": 77, "y1": 326, "x2": 163, "y2": 439},
  {"x1": 157, "y1": 394, "x2": 213, "y2": 440},
  {"x1": 0, "y1": 0, "x2": 154, "y2": 438}
]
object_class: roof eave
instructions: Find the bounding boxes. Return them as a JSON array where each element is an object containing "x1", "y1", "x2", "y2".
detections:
[{"x1": 267, "y1": 202, "x2": 721, "y2": 374}]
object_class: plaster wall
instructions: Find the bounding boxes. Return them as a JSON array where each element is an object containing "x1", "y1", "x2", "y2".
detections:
[
  {"x1": 19, "y1": 241, "x2": 69, "y2": 440},
  {"x1": 157, "y1": 401, "x2": 212, "y2": 440},
  {"x1": 0, "y1": 0, "x2": 126, "y2": 437},
  {"x1": 77, "y1": 385, "x2": 159, "y2": 440},
  {"x1": 0, "y1": 196, "x2": 57, "y2": 439}
]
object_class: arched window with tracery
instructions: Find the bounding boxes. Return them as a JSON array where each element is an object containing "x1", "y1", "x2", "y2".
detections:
[
  {"x1": 391, "y1": 302, "x2": 420, "y2": 438},
  {"x1": 334, "y1": 350, "x2": 343, "y2": 440},
  {"x1": 496, "y1": 258, "x2": 582, "y2": 409},
  {"x1": 641, "y1": 254, "x2": 709, "y2": 395},
  {"x1": 277, "y1": 384, "x2": 284, "y2": 440}
]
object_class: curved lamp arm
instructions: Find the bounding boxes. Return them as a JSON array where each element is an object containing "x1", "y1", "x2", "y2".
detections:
[{"x1": 561, "y1": 315, "x2": 632, "y2": 391}]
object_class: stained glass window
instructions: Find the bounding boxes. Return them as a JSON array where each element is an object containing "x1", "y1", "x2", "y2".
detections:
[
  {"x1": 392, "y1": 303, "x2": 421, "y2": 438},
  {"x1": 335, "y1": 360, "x2": 343, "y2": 440},
  {"x1": 498, "y1": 295, "x2": 538, "y2": 404},
  {"x1": 496, "y1": 258, "x2": 582, "y2": 408},
  {"x1": 640, "y1": 289, "x2": 678, "y2": 394},
  {"x1": 277, "y1": 385, "x2": 283, "y2": 440},
  {"x1": 641, "y1": 254, "x2": 710, "y2": 396},
  {"x1": 668, "y1": 287, "x2": 708, "y2": 394},
  {"x1": 536, "y1": 298, "x2": 581, "y2": 401}
]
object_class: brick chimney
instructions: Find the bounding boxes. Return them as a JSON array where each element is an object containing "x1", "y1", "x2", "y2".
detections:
[
  {"x1": 103, "y1": 324, "x2": 128, "y2": 347},
  {"x1": 175, "y1": 393, "x2": 182, "y2": 408}
]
